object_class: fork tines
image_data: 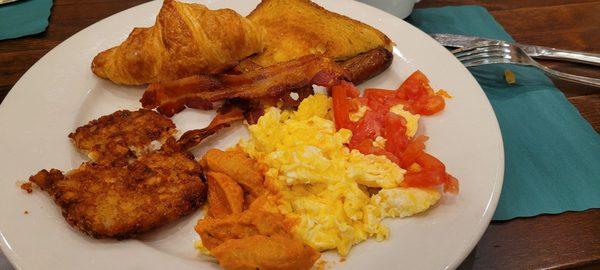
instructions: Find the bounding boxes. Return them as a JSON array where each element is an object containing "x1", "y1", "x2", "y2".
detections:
[
  {"x1": 443, "y1": 37, "x2": 600, "y2": 87},
  {"x1": 452, "y1": 43, "x2": 514, "y2": 67}
]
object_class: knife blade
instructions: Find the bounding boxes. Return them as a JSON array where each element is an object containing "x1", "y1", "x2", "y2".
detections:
[
  {"x1": 0, "y1": 0, "x2": 20, "y2": 5},
  {"x1": 431, "y1": 33, "x2": 600, "y2": 66}
]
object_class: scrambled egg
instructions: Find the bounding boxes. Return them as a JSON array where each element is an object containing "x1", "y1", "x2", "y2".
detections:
[
  {"x1": 372, "y1": 136, "x2": 387, "y2": 148},
  {"x1": 370, "y1": 187, "x2": 441, "y2": 218},
  {"x1": 349, "y1": 105, "x2": 369, "y2": 122},
  {"x1": 390, "y1": 104, "x2": 420, "y2": 138},
  {"x1": 239, "y1": 94, "x2": 440, "y2": 256}
]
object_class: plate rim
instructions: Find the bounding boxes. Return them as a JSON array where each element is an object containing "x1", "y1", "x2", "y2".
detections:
[{"x1": 0, "y1": 0, "x2": 504, "y2": 269}]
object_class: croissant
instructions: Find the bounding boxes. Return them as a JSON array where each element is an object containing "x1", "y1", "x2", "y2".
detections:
[{"x1": 92, "y1": 0, "x2": 265, "y2": 85}]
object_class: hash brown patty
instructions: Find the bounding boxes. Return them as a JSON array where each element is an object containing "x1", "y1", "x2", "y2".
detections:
[
  {"x1": 27, "y1": 110, "x2": 206, "y2": 239},
  {"x1": 69, "y1": 109, "x2": 176, "y2": 165}
]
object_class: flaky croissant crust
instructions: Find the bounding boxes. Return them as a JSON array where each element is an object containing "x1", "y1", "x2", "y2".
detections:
[{"x1": 92, "y1": 0, "x2": 265, "y2": 85}]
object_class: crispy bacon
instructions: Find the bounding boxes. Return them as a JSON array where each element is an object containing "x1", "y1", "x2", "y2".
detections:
[
  {"x1": 177, "y1": 98, "x2": 269, "y2": 149},
  {"x1": 339, "y1": 47, "x2": 393, "y2": 85},
  {"x1": 177, "y1": 104, "x2": 246, "y2": 150},
  {"x1": 244, "y1": 107, "x2": 264, "y2": 125},
  {"x1": 141, "y1": 55, "x2": 350, "y2": 117},
  {"x1": 278, "y1": 86, "x2": 314, "y2": 108}
]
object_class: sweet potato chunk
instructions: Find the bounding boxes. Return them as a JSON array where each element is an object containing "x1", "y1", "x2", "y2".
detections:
[
  {"x1": 212, "y1": 234, "x2": 320, "y2": 270},
  {"x1": 206, "y1": 171, "x2": 244, "y2": 218},
  {"x1": 201, "y1": 149, "x2": 265, "y2": 198},
  {"x1": 195, "y1": 210, "x2": 291, "y2": 250}
]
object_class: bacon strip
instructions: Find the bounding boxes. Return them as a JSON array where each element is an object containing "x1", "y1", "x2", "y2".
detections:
[
  {"x1": 141, "y1": 55, "x2": 350, "y2": 117},
  {"x1": 177, "y1": 105, "x2": 246, "y2": 150}
]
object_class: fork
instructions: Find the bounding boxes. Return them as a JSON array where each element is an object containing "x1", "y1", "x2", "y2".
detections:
[{"x1": 451, "y1": 42, "x2": 600, "y2": 87}]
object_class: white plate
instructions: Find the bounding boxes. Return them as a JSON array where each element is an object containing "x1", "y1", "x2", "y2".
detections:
[{"x1": 0, "y1": 0, "x2": 504, "y2": 269}]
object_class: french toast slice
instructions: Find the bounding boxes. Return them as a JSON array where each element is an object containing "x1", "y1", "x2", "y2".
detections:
[{"x1": 245, "y1": 0, "x2": 393, "y2": 67}]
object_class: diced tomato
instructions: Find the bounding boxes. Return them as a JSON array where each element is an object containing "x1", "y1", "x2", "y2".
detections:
[
  {"x1": 333, "y1": 81, "x2": 362, "y2": 128},
  {"x1": 396, "y1": 70, "x2": 446, "y2": 115},
  {"x1": 364, "y1": 88, "x2": 395, "y2": 100},
  {"x1": 354, "y1": 139, "x2": 376, "y2": 155},
  {"x1": 412, "y1": 95, "x2": 445, "y2": 115},
  {"x1": 366, "y1": 98, "x2": 385, "y2": 113},
  {"x1": 349, "y1": 110, "x2": 384, "y2": 147},
  {"x1": 383, "y1": 97, "x2": 404, "y2": 109},
  {"x1": 401, "y1": 169, "x2": 446, "y2": 188},
  {"x1": 426, "y1": 95, "x2": 446, "y2": 114},
  {"x1": 382, "y1": 112, "x2": 409, "y2": 158},
  {"x1": 383, "y1": 111, "x2": 407, "y2": 132},
  {"x1": 354, "y1": 139, "x2": 400, "y2": 164},
  {"x1": 348, "y1": 98, "x2": 360, "y2": 112},
  {"x1": 401, "y1": 151, "x2": 460, "y2": 193},
  {"x1": 415, "y1": 152, "x2": 446, "y2": 172},
  {"x1": 397, "y1": 70, "x2": 432, "y2": 99},
  {"x1": 399, "y1": 135, "x2": 428, "y2": 169},
  {"x1": 380, "y1": 151, "x2": 400, "y2": 165},
  {"x1": 344, "y1": 81, "x2": 361, "y2": 98},
  {"x1": 364, "y1": 88, "x2": 403, "y2": 113},
  {"x1": 358, "y1": 97, "x2": 369, "y2": 106},
  {"x1": 332, "y1": 83, "x2": 353, "y2": 130},
  {"x1": 402, "y1": 168, "x2": 459, "y2": 194},
  {"x1": 444, "y1": 174, "x2": 460, "y2": 194}
]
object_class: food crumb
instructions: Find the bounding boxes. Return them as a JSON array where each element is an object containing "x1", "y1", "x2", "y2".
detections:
[
  {"x1": 436, "y1": 89, "x2": 452, "y2": 98},
  {"x1": 315, "y1": 259, "x2": 329, "y2": 270},
  {"x1": 340, "y1": 257, "x2": 346, "y2": 262},
  {"x1": 504, "y1": 69, "x2": 516, "y2": 84},
  {"x1": 24, "y1": 211, "x2": 29, "y2": 214},
  {"x1": 21, "y1": 182, "x2": 33, "y2": 193}
]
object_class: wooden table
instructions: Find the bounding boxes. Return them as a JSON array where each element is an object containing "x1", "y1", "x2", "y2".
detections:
[{"x1": 0, "y1": 0, "x2": 598, "y2": 269}]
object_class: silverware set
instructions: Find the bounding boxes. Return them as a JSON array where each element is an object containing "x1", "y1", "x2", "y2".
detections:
[{"x1": 431, "y1": 33, "x2": 600, "y2": 87}]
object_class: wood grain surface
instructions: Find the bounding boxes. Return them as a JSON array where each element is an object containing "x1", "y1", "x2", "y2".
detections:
[{"x1": 0, "y1": 0, "x2": 598, "y2": 269}]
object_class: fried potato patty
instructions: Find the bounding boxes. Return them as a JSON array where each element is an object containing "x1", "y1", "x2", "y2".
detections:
[
  {"x1": 27, "y1": 109, "x2": 206, "y2": 239},
  {"x1": 69, "y1": 109, "x2": 176, "y2": 165},
  {"x1": 30, "y1": 140, "x2": 206, "y2": 239}
]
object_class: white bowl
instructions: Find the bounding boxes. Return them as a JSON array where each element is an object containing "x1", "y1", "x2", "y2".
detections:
[{"x1": 357, "y1": 0, "x2": 420, "y2": 19}]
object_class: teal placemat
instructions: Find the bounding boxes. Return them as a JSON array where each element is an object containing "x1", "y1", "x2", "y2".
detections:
[
  {"x1": 407, "y1": 6, "x2": 600, "y2": 221},
  {"x1": 0, "y1": 0, "x2": 52, "y2": 40}
]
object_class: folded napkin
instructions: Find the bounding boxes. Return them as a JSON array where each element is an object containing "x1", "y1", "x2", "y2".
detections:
[
  {"x1": 406, "y1": 6, "x2": 600, "y2": 220},
  {"x1": 0, "y1": 0, "x2": 52, "y2": 40}
]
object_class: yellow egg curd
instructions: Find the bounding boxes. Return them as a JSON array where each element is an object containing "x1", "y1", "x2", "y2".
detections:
[{"x1": 239, "y1": 94, "x2": 440, "y2": 256}]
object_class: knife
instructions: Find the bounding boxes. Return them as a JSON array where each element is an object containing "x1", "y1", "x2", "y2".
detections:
[
  {"x1": 431, "y1": 33, "x2": 600, "y2": 66},
  {"x1": 0, "y1": 0, "x2": 20, "y2": 5}
]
